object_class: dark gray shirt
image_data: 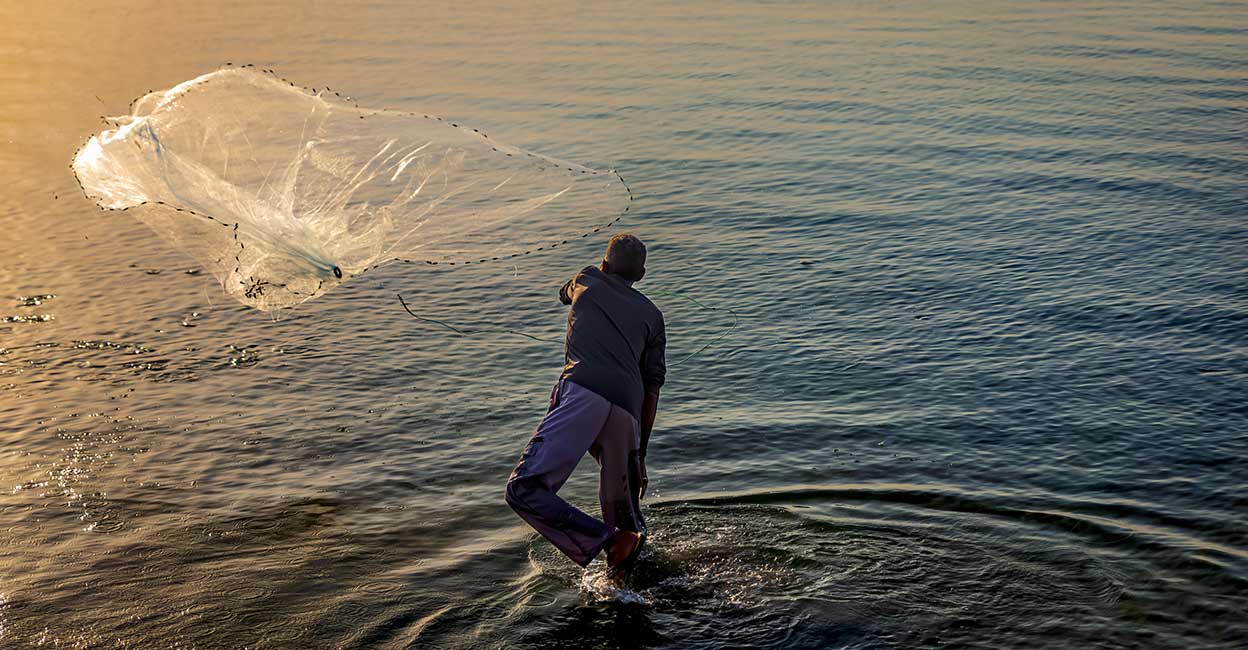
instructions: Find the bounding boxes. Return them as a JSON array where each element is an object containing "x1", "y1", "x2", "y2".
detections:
[{"x1": 559, "y1": 265, "x2": 666, "y2": 420}]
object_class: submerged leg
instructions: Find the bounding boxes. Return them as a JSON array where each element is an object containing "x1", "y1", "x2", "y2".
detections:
[{"x1": 505, "y1": 381, "x2": 616, "y2": 567}]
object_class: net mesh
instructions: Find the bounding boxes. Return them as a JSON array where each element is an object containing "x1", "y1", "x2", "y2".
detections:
[{"x1": 71, "y1": 66, "x2": 631, "y2": 311}]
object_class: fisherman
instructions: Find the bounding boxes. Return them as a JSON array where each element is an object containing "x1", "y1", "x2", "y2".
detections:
[{"x1": 505, "y1": 233, "x2": 666, "y2": 580}]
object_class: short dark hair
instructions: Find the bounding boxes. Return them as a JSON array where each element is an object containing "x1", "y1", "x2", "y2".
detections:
[{"x1": 604, "y1": 233, "x2": 646, "y2": 282}]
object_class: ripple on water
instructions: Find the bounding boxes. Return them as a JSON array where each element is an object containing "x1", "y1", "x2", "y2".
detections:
[
  {"x1": 233, "y1": 608, "x2": 295, "y2": 641},
  {"x1": 229, "y1": 585, "x2": 273, "y2": 602},
  {"x1": 241, "y1": 517, "x2": 282, "y2": 532},
  {"x1": 84, "y1": 518, "x2": 128, "y2": 534},
  {"x1": 353, "y1": 580, "x2": 408, "y2": 597},
  {"x1": 489, "y1": 486, "x2": 1239, "y2": 650}
]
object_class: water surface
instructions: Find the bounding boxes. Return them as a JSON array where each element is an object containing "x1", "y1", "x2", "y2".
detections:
[{"x1": 1, "y1": 1, "x2": 1245, "y2": 648}]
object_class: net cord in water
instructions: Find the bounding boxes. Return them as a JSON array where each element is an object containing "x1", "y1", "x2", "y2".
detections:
[{"x1": 395, "y1": 289, "x2": 737, "y2": 366}]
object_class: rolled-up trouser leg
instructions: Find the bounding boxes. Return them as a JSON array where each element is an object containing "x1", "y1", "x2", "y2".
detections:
[
  {"x1": 590, "y1": 403, "x2": 646, "y2": 536},
  {"x1": 505, "y1": 380, "x2": 617, "y2": 567}
]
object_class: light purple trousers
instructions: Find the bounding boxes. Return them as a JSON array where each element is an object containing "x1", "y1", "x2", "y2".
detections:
[{"x1": 505, "y1": 380, "x2": 646, "y2": 567}]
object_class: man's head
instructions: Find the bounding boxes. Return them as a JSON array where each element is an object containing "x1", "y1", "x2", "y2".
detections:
[{"x1": 601, "y1": 233, "x2": 647, "y2": 283}]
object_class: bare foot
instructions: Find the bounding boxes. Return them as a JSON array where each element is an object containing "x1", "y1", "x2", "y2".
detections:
[{"x1": 606, "y1": 530, "x2": 641, "y2": 570}]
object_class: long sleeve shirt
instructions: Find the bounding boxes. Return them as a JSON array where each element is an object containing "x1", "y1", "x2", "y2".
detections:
[{"x1": 558, "y1": 265, "x2": 666, "y2": 420}]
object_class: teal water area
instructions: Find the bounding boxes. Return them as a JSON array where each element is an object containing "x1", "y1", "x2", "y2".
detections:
[{"x1": 0, "y1": 1, "x2": 1244, "y2": 648}]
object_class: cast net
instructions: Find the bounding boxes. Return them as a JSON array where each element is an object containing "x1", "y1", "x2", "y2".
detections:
[{"x1": 71, "y1": 66, "x2": 631, "y2": 311}]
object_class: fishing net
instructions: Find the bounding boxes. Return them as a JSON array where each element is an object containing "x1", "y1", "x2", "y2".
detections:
[{"x1": 71, "y1": 66, "x2": 631, "y2": 311}]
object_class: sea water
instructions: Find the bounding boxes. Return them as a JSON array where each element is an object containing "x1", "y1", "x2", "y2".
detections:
[{"x1": 0, "y1": 1, "x2": 1243, "y2": 648}]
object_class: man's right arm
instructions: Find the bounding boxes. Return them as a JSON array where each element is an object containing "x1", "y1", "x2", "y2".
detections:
[{"x1": 560, "y1": 267, "x2": 596, "y2": 305}]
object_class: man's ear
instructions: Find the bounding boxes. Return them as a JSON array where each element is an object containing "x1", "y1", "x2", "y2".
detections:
[
  {"x1": 636, "y1": 267, "x2": 645, "y2": 283},
  {"x1": 600, "y1": 260, "x2": 610, "y2": 274}
]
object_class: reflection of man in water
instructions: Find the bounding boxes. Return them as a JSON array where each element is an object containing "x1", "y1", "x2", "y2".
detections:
[{"x1": 505, "y1": 233, "x2": 666, "y2": 580}]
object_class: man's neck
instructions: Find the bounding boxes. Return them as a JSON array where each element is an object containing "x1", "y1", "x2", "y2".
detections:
[
  {"x1": 605, "y1": 273, "x2": 635, "y2": 288},
  {"x1": 598, "y1": 262, "x2": 636, "y2": 287}
]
